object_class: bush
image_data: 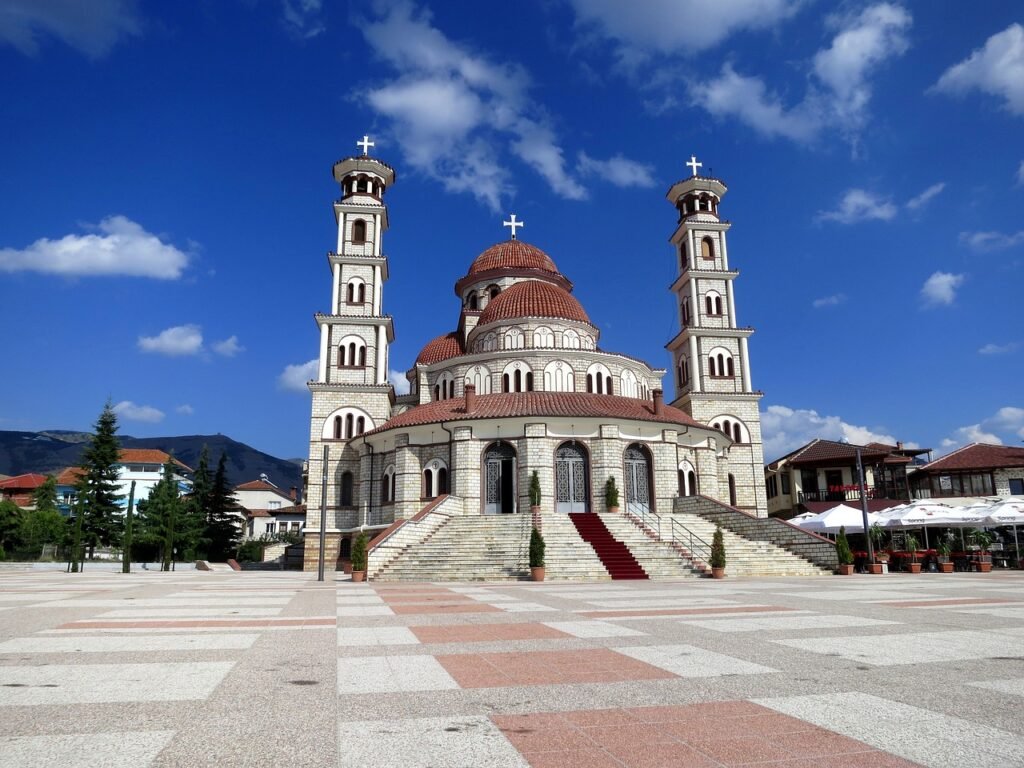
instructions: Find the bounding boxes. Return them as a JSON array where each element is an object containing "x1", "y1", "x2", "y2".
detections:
[
  {"x1": 351, "y1": 532, "x2": 368, "y2": 572},
  {"x1": 710, "y1": 526, "x2": 726, "y2": 569},
  {"x1": 529, "y1": 471, "x2": 541, "y2": 507},
  {"x1": 604, "y1": 476, "x2": 619, "y2": 508},
  {"x1": 835, "y1": 526, "x2": 853, "y2": 565},
  {"x1": 236, "y1": 539, "x2": 265, "y2": 563},
  {"x1": 529, "y1": 527, "x2": 545, "y2": 568},
  {"x1": 0, "y1": 543, "x2": 5, "y2": 561}
]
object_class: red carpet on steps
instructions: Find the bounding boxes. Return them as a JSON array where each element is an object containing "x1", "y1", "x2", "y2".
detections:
[{"x1": 569, "y1": 512, "x2": 648, "y2": 580}]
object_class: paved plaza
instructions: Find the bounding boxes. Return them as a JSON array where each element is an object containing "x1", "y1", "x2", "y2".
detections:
[{"x1": 0, "y1": 570, "x2": 1023, "y2": 766}]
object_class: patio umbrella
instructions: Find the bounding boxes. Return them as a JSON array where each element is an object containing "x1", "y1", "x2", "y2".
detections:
[
  {"x1": 797, "y1": 503, "x2": 879, "y2": 534},
  {"x1": 984, "y1": 500, "x2": 1024, "y2": 556}
]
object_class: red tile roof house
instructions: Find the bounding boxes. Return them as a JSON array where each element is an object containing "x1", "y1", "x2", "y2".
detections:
[
  {"x1": 909, "y1": 443, "x2": 1024, "y2": 499},
  {"x1": 57, "y1": 449, "x2": 193, "y2": 515},
  {"x1": 0, "y1": 473, "x2": 49, "y2": 508},
  {"x1": 235, "y1": 477, "x2": 304, "y2": 538}
]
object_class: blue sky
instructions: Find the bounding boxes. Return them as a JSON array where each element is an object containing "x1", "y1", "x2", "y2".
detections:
[{"x1": 1, "y1": 0, "x2": 1022, "y2": 464}]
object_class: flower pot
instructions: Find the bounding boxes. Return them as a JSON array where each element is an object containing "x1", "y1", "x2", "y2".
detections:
[
  {"x1": 838, "y1": 564, "x2": 854, "y2": 576},
  {"x1": 607, "y1": 506, "x2": 620, "y2": 514},
  {"x1": 530, "y1": 505, "x2": 541, "y2": 515},
  {"x1": 939, "y1": 561, "x2": 954, "y2": 573},
  {"x1": 977, "y1": 561, "x2": 992, "y2": 573},
  {"x1": 351, "y1": 570, "x2": 366, "y2": 583},
  {"x1": 907, "y1": 562, "x2": 921, "y2": 574},
  {"x1": 869, "y1": 563, "x2": 885, "y2": 575},
  {"x1": 342, "y1": 560, "x2": 353, "y2": 574},
  {"x1": 711, "y1": 567, "x2": 725, "y2": 579},
  {"x1": 530, "y1": 566, "x2": 545, "y2": 582}
]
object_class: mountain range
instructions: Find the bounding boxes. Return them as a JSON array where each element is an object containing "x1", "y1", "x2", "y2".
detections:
[{"x1": 0, "y1": 430, "x2": 303, "y2": 493}]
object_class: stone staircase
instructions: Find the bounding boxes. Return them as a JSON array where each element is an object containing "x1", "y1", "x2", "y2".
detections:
[
  {"x1": 664, "y1": 513, "x2": 830, "y2": 577},
  {"x1": 372, "y1": 514, "x2": 531, "y2": 581},
  {"x1": 597, "y1": 513, "x2": 704, "y2": 579},
  {"x1": 538, "y1": 513, "x2": 611, "y2": 581},
  {"x1": 569, "y1": 513, "x2": 648, "y2": 579}
]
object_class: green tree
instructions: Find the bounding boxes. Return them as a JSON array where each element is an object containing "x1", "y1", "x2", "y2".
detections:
[
  {"x1": 350, "y1": 532, "x2": 368, "y2": 572},
  {"x1": 17, "y1": 507, "x2": 66, "y2": 559},
  {"x1": 32, "y1": 476, "x2": 59, "y2": 513},
  {"x1": 529, "y1": 526, "x2": 545, "y2": 568},
  {"x1": 136, "y1": 459, "x2": 185, "y2": 571},
  {"x1": 0, "y1": 499, "x2": 22, "y2": 552},
  {"x1": 184, "y1": 445, "x2": 213, "y2": 559},
  {"x1": 204, "y1": 451, "x2": 240, "y2": 560},
  {"x1": 710, "y1": 526, "x2": 726, "y2": 570},
  {"x1": 77, "y1": 402, "x2": 123, "y2": 554},
  {"x1": 835, "y1": 526, "x2": 853, "y2": 566}
]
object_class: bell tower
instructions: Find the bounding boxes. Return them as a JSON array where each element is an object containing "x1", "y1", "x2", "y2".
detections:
[
  {"x1": 305, "y1": 136, "x2": 397, "y2": 569},
  {"x1": 665, "y1": 156, "x2": 767, "y2": 515}
]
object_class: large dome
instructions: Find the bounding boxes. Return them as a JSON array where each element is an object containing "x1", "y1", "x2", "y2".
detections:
[
  {"x1": 468, "y1": 240, "x2": 560, "y2": 276},
  {"x1": 415, "y1": 332, "x2": 463, "y2": 365},
  {"x1": 478, "y1": 280, "x2": 591, "y2": 326}
]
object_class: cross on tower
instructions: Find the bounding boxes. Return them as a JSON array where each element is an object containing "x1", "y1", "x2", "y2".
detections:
[
  {"x1": 686, "y1": 155, "x2": 703, "y2": 177},
  {"x1": 357, "y1": 135, "x2": 375, "y2": 155},
  {"x1": 503, "y1": 213, "x2": 524, "y2": 240}
]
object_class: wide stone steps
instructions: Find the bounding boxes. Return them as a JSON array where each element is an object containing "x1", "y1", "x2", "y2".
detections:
[
  {"x1": 569, "y1": 513, "x2": 648, "y2": 579},
  {"x1": 666, "y1": 514, "x2": 829, "y2": 576},
  {"x1": 538, "y1": 514, "x2": 612, "y2": 581},
  {"x1": 597, "y1": 513, "x2": 704, "y2": 579}
]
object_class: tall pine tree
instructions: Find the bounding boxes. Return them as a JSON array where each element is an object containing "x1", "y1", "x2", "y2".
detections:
[
  {"x1": 188, "y1": 445, "x2": 213, "y2": 559},
  {"x1": 136, "y1": 458, "x2": 184, "y2": 571},
  {"x1": 204, "y1": 451, "x2": 240, "y2": 560},
  {"x1": 77, "y1": 402, "x2": 123, "y2": 556}
]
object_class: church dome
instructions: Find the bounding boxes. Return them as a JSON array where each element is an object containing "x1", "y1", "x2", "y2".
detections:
[
  {"x1": 415, "y1": 332, "x2": 463, "y2": 365},
  {"x1": 478, "y1": 280, "x2": 591, "y2": 326},
  {"x1": 468, "y1": 240, "x2": 560, "y2": 277}
]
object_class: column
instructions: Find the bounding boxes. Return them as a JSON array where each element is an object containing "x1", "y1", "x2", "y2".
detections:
[
  {"x1": 688, "y1": 229, "x2": 696, "y2": 269},
  {"x1": 720, "y1": 230, "x2": 729, "y2": 270},
  {"x1": 318, "y1": 323, "x2": 329, "y2": 382},
  {"x1": 331, "y1": 262, "x2": 341, "y2": 314},
  {"x1": 337, "y1": 211, "x2": 345, "y2": 254},
  {"x1": 374, "y1": 214, "x2": 381, "y2": 256},
  {"x1": 375, "y1": 324, "x2": 387, "y2": 385},
  {"x1": 688, "y1": 335, "x2": 701, "y2": 393},
  {"x1": 740, "y1": 336, "x2": 752, "y2": 393},
  {"x1": 373, "y1": 264, "x2": 382, "y2": 315},
  {"x1": 725, "y1": 281, "x2": 737, "y2": 327},
  {"x1": 688, "y1": 277, "x2": 699, "y2": 326}
]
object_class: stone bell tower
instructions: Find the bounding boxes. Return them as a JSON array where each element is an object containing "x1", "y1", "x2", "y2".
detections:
[
  {"x1": 664, "y1": 156, "x2": 767, "y2": 516},
  {"x1": 304, "y1": 136, "x2": 397, "y2": 569}
]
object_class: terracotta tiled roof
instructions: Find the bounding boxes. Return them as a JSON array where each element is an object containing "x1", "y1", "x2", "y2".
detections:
[
  {"x1": 0, "y1": 473, "x2": 48, "y2": 490},
  {"x1": 415, "y1": 332, "x2": 463, "y2": 365},
  {"x1": 478, "y1": 280, "x2": 590, "y2": 326},
  {"x1": 468, "y1": 240, "x2": 560, "y2": 276},
  {"x1": 56, "y1": 467, "x2": 85, "y2": 485},
  {"x1": 920, "y1": 443, "x2": 1024, "y2": 472},
  {"x1": 235, "y1": 479, "x2": 294, "y2": 500},
  {"x1": 769, "y1": 439, "x2": 891, "y2": 468},
  {"x1": 367, "y1": 392, "x2": 702, "y2": 435},
  {"x1": 118, "y1": 449, "x2": 192, "y2": 472}
]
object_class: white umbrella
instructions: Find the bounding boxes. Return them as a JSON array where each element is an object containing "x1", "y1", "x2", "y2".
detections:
[
  {"x1": 797, "y1": 503, "x2": 879, "y2": 534},
  {"x1": 984, "y1": 500, "x2": 1024, "y2": 557}
]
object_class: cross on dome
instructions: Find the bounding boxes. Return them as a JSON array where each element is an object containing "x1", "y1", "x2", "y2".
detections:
[
  {"x1": 357, "y1": 135, "x2": 375, "y2": 155},
  {"x1": 686, "y1": 155, "x2": 703, "y2": 177},
  {"x1": 503, "y1": 213, "x2": 524, "y2": 240}
]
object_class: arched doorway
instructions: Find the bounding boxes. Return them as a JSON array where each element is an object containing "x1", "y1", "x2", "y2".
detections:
[
  {"x1": 624, "y1": 444, "x2": 653, "y2": 515},
  {"x1": 555, "y1": 442, "x2": 589, "y2": 513},
  {"x1": 483, "y1": 442, "x2": 517, "y2": 515}
]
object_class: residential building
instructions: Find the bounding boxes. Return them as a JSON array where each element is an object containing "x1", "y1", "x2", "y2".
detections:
[
  {"x1": 0, "y1": 473, "x2": 48, "y2": 507},
  {"x1": 235, "y1": 476, "x2": 305, "y2": 538},
  {"x1": 909, "y1": 443, "x2": 1024, "y2": 499},
  {"x1": 56, "y1": 449, "x2": 192, "y2": 515}
]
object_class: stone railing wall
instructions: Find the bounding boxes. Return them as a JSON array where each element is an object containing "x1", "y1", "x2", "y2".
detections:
[{"x1": 367, "y1": 495, "x2": 461, "y2": 577}]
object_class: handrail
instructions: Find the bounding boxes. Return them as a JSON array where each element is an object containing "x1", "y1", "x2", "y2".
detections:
[
  {"x1": 668, "y1": 517, "x2": 712, "y2": 567},
  {"x1": 624, "y1": 503, "x2": 662, "y2": 537}
]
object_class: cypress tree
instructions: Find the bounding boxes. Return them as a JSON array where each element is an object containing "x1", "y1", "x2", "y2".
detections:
[
  {"x1": 204, "y1": 451, "x2": 240, "y2": 560},
  {"x1": 187, "y1": 445, "x2": 213, "y2": 559},
  {"x1": 77, "y1": 402, "x2": 123, "y2": 555},
  {"x1": 135, "y1": 459, "x2": 183, "y2": 571}
]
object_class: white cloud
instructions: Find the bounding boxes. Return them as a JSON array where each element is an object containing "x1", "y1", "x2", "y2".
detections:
[
  {"x1": 138, "y1": 325, "x2": 204, "y2": 356},
  {"x1": 761, "y1": 404, "x2": 897, "y2": 461},
  {"x1": 818, "y1": 188, "x2": 898, "y2": 224},
  {"x1": 920, "y1": 271, "x2": 964, "y2": 307},
  {"x1": 906, "y1": 182, "x2": 946, "y2": 210},
  {"x1": 112, "y1": 400, "x2": 165, "y2": 424},
  {"x1": 278, "y1": 359, "x2": 318, "y2": 392},
  {"x1": 932, "y1": 24, "x2": 1024, "y2": 116},
  {"x1": 942, "y1": 406, "x2": 1024, "y2": 449},
  {"x1": 388, "y1": 368, "x2": 411, "y2": 395},
  {"x1": 691, "y1": 4, "x2": 910, "y2": 146},
  {"x1": 812, "y1": 293, "x2": 846, "y2": 308},
  {"x1": 0, "y1": 216, "x2": 189, "y2": 279},
  {"x1": 282, "y1": 0, "x2": 324, "y2": 39},
  {"x1": 176, "y1": 404, "x2": 194, "y2": 415},
  {"x1": 576, "y1": 152, "x2": 656, "y2": 188},
  {"x1": 959, "y1": 230, "x2": 1024, "y2": 252},
  {"x1": 1017, "y1": 160, "x2": 1024, "y2": 185},
  {"x1": 359, "y1": 1, "x2": 586, "y2": 209},
  {"x1": 566, "y1": 0, "x2": 802, "y2": 57},
  {"x1": 213, "y1": 336, "x2": 244, "y2": 357},
  {"x1": 0, "y1": 0, "x2": 141, "y2": 58},
  {"x1": 978, "y1": 342, "x2": 1018, "y2": 355}
]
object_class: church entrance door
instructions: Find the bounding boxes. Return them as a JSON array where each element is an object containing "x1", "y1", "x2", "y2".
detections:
[
  {"x1": 555, "y1": 443, "x2": 589, "y2": 513},
  {"x1": 484, "y1": 442, "x2": 516, "y2": 515},
  {"x1": 624, "y1": 444, "x2": 652, "y2": 516}
]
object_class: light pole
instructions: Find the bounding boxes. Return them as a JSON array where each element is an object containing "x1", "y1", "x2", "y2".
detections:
[{"x1": 855, "y1": 445, "x2": 875, "y2": 565}]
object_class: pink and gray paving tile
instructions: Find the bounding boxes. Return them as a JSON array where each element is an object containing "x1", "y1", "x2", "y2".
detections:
[{"x1": 2, "y1": 571, "x2": 1024, "y2": 766}]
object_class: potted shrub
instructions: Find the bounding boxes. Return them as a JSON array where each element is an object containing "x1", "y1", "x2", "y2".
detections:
[
  {"x1": 835, "y1": 526, "x2": 854, "y2": 575},
  {"x1": 529, "y1": 526, "x2": 546, "y2": 581},
  {"x1": 605, "y1": 476, "x2": 620, "y2": 513},
  {"x1": 529, "y1": 470, "x2": 542, "y2": 515},
  {"x1": 968, "y1": 529, "x2": 995, "y2": 572},
  {"x1": 710, "y1": 526, "x2": 726, "y2": 579},
  {"x1": 905, "y1": 533, "x2": 921, "y2": 573},
  {"x1": 937, "y1": 540, "x2": 954, "y2": 573},
  {"x1": 350, "y1": 532, "x2": 368, "y2": 583},
  {"x1": 869, "y1": 523, "x2": 889, "y2": 574}
]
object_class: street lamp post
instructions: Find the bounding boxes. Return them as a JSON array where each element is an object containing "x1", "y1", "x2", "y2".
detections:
[{"x1": 855, "y1": 446, "x2": 875, "y2": 565}]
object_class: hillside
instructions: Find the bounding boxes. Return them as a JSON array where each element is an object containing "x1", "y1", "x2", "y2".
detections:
[{"x1": 0, "y1": 431, "x2": 303, "y2": 492}]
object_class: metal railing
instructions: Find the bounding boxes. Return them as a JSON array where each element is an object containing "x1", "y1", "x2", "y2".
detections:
[
  {"x1": 624, "y1": 504, "x2": 712, "y2": 568},
  {"x1": 625, "y1": 503, "x2": 662, "y2": 537}
]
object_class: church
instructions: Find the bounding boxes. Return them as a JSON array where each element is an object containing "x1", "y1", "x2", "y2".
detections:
[{"x1": 302, "y1": 139, "x2": 768, "y2": 571}]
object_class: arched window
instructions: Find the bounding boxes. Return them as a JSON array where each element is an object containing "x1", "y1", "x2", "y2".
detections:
[
  {"x1": 338, "y1": 335, "x2": 366, "y2": 367},
  {"x1": 438, "y1": 467, "x2": 448, "y2": 494},
  {"x1": 705, "y1": 291, "x2": 723, "y2": 316},
  {"x1": 465, "y1": 366, "x2": 492, "y2": 395},
  {"x1": 502, "y1": 361, "x2": 532, "y2": 393},
  {"x1": 356, "y1": 416, "x2": 365, "y2": 435},
  {"x1": 727, "y1": 357, "x2": 735, "y2": 377},
  {"x1": 358, "y1": 346, "x2": 366, "y2": 367},
  {"x1": 322, "y1": 408, "x2": 374, "y2": 440},
  {"x1": 423, "y1": 460, "x2": 448, "y2": 499},
  {"x1": 586, "y1": 363, "x2": 612, "y2": 394},
  {"x1": 488, "y1": 284, "x2": 500, "y2": 299},
  {"x1": 715, "y1": 295, "x2": 723, "y2": 315},
  {"x1": 678, "y1": 356, "x2": 690, "y2": 386},
  {"x1": 346, "y1": 283, "x2": 354, "y2": 303},
  {"x1": 352, "y1": 219, "x2": 367, "y2": 243},
  {"x1": 678, "y1": 461, "x2": 697, "y2": 497},
  {"x1": 681, "y1": 297, "x2": 691, "y2": 326},
  {"x1": 423, "y1": 469, "x2": 433, "y2": 499},
  {"x1": 707, "y1": 347, "x2": 733, "y2": 378},
  {"x1": 680, "y1": 242, "x2": 688, "y2": 270},
  {"x1": 345, "y1": 413, "x2": 354, "y2": 438},
  {"x1": 469, "y1": 294, "x2": 479, "y2": 310},
  {"x1": 504, "y1": 328, "x2": 524, "y2": 350},
  {"x1": 728, "y1": 474, "x2": 737, "y2": 506},
  {"x1": 620, "y1": 369, "x2": 639, "y2": 398},
  {"x1": 356, "y1": 177, "x2": 368, "y2": 193},
  {"x1": 543, "y1": 360, "x2": 575, "y2": 392},
  {"x1": 562, "y1": 329, "x2": 580, "y2": 349},
  {"x1": 434, "y1": 372, "x2": 454, "y2": 401},
  {"x1": 340, "y1": 471, "x2": 354, "y2": 506},
  {"x1": 482, "y1": 333, "x2": 498, "y2": 352},
  {"x1": 346, "y1": 279, "x2": 366, "y2": 304},
  {"x1": 333, "y1": 416, "x2": 342, "y2": 439},
  {"x1": 533, "y1": 327, "x2": 554, "y2": 347},
  {"x1": 701, "y1": 236, "x2": 714, "y2": 260},
  {"x1": 382, "y1": 465, "x2": 395, "y2": 504}
]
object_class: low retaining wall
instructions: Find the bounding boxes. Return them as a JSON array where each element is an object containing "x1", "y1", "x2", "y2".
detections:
[
  {"x1": 367, "y1": 495, "x2": 460, "y2": 578},
  {"x1": 674, "y1": 495, "x2": 838, "y2": 571}
]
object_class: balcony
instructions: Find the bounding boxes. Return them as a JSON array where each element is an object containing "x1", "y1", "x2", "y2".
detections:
[{"x1": 799, "y1": 486, "x2": 877, "y2": 504}]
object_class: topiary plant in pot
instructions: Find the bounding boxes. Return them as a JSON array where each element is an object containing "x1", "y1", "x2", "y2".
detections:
[
  {"x1": 835, "y1": 526, "x2": 855, "y2": 575},
  {"x1": 605, "y1": 476, "x2": 620, "y2": 513},
  {"x1": 529, "y1": 470, "x2": 542, "y2": 515},
  {"x1": 350, "y1": 532, "x2": 368, "y2": 583},
  {"x1": 529, "y1": 526, "x2": 546, "y2": 581},
  {"x1": 710, "y1": 526, "x2": 726, "y2": 579}
]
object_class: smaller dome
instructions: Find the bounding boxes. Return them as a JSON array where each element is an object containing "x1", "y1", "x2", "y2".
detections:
[
  {"x1": 415, "y1": 332, "x2": 463, "y2": 365},
  {"x1": 468, "y1": 240, "x2": 560, "y2": 276},
  {"x1": 478, "y1": 280, "x2": 591, "y2": 326}
]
